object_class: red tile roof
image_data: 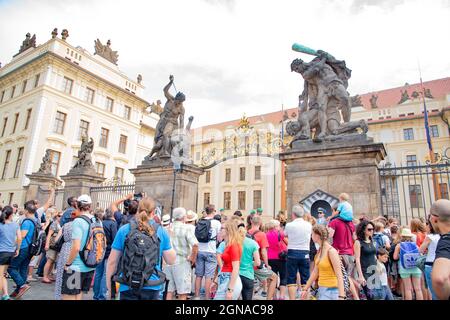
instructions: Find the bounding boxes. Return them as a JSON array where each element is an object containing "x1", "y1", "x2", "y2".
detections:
[{"x1": 193, "y1": 77, "x2": 450, "y2": 131}]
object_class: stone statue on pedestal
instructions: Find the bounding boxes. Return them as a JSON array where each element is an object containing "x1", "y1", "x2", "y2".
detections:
[
  {"x1": 146, "y1": 75, "x2": 188, "y2": 161},
  {"x1": 17, "y1": 33, "x2": 36, "y2": 55},
  {"x1": 287, "y1": 48, "x2": 368, "y2": 145},
  {"x1": 37, "y1": 149, "x2": 53, "y2": 175},
  {"x1": 72, "y1": 136, "x2": 95, "y2": 171}
]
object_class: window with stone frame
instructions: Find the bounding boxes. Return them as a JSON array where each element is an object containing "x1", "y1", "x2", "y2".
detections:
[
  {"x1": 124, "y1": 105, "x2": 131, "y2": 120},
  {"x1": 225, "y1": 168, "x2": 231, "y2": 182},
  {"x1": 84, "y1": 87, "x2": 95, "y2": 104},
  {"x1": 62, "y1": 77, "x2": 73, "y2": 94},
  {"x1": 440, "y1": 183, "x2": 449, "y2": 200},
  {"x1": 1, "y1": 117, "x2": 8, "y2": 137},
  {"x1": 224, "y1": 192, "x2": 231, "y2": 210},
  {"x1": 255, "y1": 165, "x2": 261, "y2": 180},
  {"x1": 96, "y1": 162, "x2": 106, "y2": 177},
  {"x1": 115, "y1": 167, "x2": 124, "y2": 181},
  {"x1": 1, "y1": 150, "x2": 11, "y2": 179},
  {"x1": 253, "y1": 190, "x2": 262, "y2": 210},
  {"x1": 10, "y1": 85, "x2": 16, "y2": 99},
  {"x1": 238, "y1": 191, "x2": 246, "y2": 210},
  {"x1": 406, "y1": 155, "x2": 417, "y2": 167},
  {"x1": 12, "y1": 113, "x2": 19, "y2": 134},
  {"x1": 409, "y1": 185, "x2": 423, "y2": 208},
  {"x1": 106, "y1": 97, "x2": 114, "y2": 112},
  {"x1": 53, "y1": 111, "x2": 66, "y2": 135},
  {"x1": 24, "y1": 109, "x2": 32, "y2": 130},
  {"x1": 13, "y1": 147, "x2": 24, "y2": 178},
  {"x1": 239, "y1": 167, "x2": 246, "y2": 181},
  {"x1": 49, "y1": 150, "x2": 61, "y2": 176},
  {"x1": 430, "y1": 125, "x2": 439, "y2": 138},
  {"x1": 99, "y1": 128, "x2": 109, "y2": 148},
  {"x1": 78, "y1": 120, "x2": 89, "y2": 140},
  {"x1": 403, "y1": 128, "x2": 414, "y2": 141},
  {"x1": 203, "y1": 192, "x2": 210, "y2": 209},
  {"x1": 119, "y1": 135, "x2": 127, "y2": 154},
  {"x1": 34, "y1": 74, "x2": 40, "y2": 88},
  {"x1": 22, "y1": 80, "x2": 27, "y2": 94}
]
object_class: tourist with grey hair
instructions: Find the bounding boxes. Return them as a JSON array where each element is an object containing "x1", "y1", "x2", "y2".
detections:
[
  {"x1": 284, "y1": 204, "x2": 312, "y2": 300},
  {"x1": 93, "y1": 208, "x2": 117, "y2": 300},
  {"x1": 430, "y1": 199, "x2": 450, "y2": 300},
  {"x1": 164, "y1": 207, "x2": 199, "y2": 300}
]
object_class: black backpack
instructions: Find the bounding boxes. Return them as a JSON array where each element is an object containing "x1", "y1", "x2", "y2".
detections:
[
  {"x1": 22, "y1": 218, "x2": 46, "y2": 256},
  {"x1": 195, "y1": 218, "x2": 214, "y2": 243},
  {"x1": 113, "y1": 221, "x2": 166, "y2": 291},
  {"x1": 246, "y1": 230, "x2": 262, "y2": 241}
]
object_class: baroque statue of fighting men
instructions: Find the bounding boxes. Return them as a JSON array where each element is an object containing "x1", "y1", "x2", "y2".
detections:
[
  {"x1": 287, "y1": 44, "x2": 368, "y2": 145},
  {"x1": 146, "y1": 75, "x2": 191, "y2": 161},
  {"x1": 72, "y1": 135, "x2": 95, "y2": 171},
  {"x1": 37, "y1": 149, "x2": 53, "y2": 175},
  {"x1": 94, "y1": 39, "x2": 119, "y2": 65}
]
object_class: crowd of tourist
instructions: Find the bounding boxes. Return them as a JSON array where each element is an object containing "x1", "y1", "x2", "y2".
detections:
[{"x1": 0, "y1": 190, "x2": 449, "y2": 301}]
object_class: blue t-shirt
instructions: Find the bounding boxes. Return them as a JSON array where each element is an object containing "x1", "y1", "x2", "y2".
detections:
[
  {"x1": 112, "y1": 220, "x2": 172, "y2": 292},
  {"x1": 337, "y1": 201, "x2": 353, "y2": 222},
  {"x1": 60, "y1": 206, "x2": 75, "y2": 227},
  {"x1": 20, "y1": 218, "x2": 36, "y2": 249},
  {"x1": 70, "y1": 214, "x2": 96, "y2": 273},
  {"x1": 0, "y1": 222, "x2": 19, "y2": 252}
]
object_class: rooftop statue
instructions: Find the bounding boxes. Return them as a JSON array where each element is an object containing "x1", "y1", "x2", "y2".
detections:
[{"x1": 94, "y1": 39, "x2": 119, "y2": 65}]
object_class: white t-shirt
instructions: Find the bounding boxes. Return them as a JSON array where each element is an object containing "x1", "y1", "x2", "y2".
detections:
[
  {"x1": 376, "y1": 261, "x2": 388, "y2": 286},
  {"x1": 197, "y1": 218, "x2": 221, "y2": 254},
  {"x1": 284, "y1": 218, "x2": 312, "y2": 251},
  {"x1": 426, "y1": 233, "x2": 441, "y2": 263}
]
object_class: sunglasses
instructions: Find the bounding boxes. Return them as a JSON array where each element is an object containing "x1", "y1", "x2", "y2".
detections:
[{"x1": 367, "y1": 228, "x2": 374, "y2": 231}]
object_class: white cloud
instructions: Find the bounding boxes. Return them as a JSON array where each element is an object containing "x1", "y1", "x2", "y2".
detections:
[{"x1": 1, "y1": 0, "x2": 449, "y2": 128}]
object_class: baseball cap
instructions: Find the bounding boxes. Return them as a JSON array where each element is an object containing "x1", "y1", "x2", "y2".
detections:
[
  {"x1": 77, "y1": 194, "x2": 92, "y2": 205},
  {"x1": 250, "y1": 210, "x2": 256, "y2": 215},
  {"x1": 257, "y1": 208, "x2": 263, "y2": 213},
  {"x1": 318, "y1": 208, "x2": 325, "y2": 214}
]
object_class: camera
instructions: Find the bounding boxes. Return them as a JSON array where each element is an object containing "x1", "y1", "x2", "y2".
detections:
[{"x1": 123, "y1": 193, "x2": 144, "y2": 213}]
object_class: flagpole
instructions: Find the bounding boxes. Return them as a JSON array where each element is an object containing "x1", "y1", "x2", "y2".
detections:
[
  {"x1": 418, "y1": 62, "x2": 441, "y2": 200},
  {"x1": 280, "y1": 104, "x2": 287, "y2": 212}
]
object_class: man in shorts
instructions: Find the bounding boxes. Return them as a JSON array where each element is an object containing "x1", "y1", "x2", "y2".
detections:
[
  {"x1": 164, "y1": 207, "x2": 198, "y2": 300},
  {"x1": 62, "y1": 195, "x2": 97, "y2": 300},
  {"x1": 194, "y1": 204, "x2": 221, "y2": 300}
]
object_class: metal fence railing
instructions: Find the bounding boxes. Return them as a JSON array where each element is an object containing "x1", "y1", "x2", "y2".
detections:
[
  {"x1": 90, "y1": 182, "x2": 135, "y2": 211},
  {"x1": 379, "y1": 162, "x2": 450, "y2": 225}
]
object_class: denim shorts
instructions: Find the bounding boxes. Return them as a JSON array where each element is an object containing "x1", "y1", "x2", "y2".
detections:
[
  {"x1": 214, "y1": 272, "x2": 242, "y2": 300},
  {"x1": 195, "y1": 251, "x2": 217, "y2": 278},
  {"x1": 371, "y1": 286, "x2": 394, "y2": 300},
  {"x1": 317, "y1": 287, "x2": 338, "y2": 300},
  {"x1": 286, "y1": 250, "x2": 310, "y2": 285}
]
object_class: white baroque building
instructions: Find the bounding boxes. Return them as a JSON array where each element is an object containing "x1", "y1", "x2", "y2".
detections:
[{"x1": 0, "y1": 31, "x2": 158, "y2": 205}]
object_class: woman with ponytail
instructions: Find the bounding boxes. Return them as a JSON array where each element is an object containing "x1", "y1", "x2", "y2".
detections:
[
  {"x1": 0, "y1": 206, "x2": 22, "y2": 300},
  {"x1": 301, "y1": 225, "x2": 345, "y2": 300},
  {"x1": 106, "y1": 196, "x2": 176, "y2": 300}
]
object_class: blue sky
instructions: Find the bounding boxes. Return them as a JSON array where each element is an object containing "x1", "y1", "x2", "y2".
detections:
[{"x1": 1, "y1": 0, "x2": 450, "y2": 128}]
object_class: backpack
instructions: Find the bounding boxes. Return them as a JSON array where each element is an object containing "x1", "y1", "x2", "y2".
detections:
[
  {"x1": 22, "y1": 218, "x2": 46, "y2": 256},
  {"x1": 399, "y1": 242, "x2": 420, "y2": 269},
  {"x1": 373, "y1": 233, "x2": 386, "y2": 251},
  {"x1": 195, "y1": 218, "x2": 214, "y2": 243},
  {"x1": 246, "y1": 230, "x2": 262, "y2": 241},
  {"x1": 113, "y1": 221, "x2": 166, "y2": 290},
  {"x1": 76, "y1": 215, "x2": 106, "y2": 268}
]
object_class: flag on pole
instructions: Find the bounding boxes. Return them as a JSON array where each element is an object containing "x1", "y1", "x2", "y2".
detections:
[{"x1": 423, "y1": 98, "x2": 433, "y2": 153}]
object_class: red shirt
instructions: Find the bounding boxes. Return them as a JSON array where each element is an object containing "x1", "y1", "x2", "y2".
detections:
[
  {"x1": 249, "y1": 229, "x2": 269, "y2": 257},
  {"x1": 221, "y1": 243, "x2": 242, "y2": 273},
  {"x1": 328, "y1": 219, "x2": 355, "y2": 255},
  {"x1": 414, "y1": 232, "x2": 426, "y2": 247}
]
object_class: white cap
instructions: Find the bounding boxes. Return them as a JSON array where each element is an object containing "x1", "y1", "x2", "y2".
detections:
[
  {"x1": 162, "y1": 214, "x2": 171, "y2": 226},
  {"x1": 77, "y1": 194, "x2": 92, "y2": 205}
]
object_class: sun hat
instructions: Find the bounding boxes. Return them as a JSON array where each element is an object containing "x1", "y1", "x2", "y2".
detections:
[
  {"x1": 257, "y1": 208, "x2": 263, "y2": 213},
  {"x1": 186, "y1": 210, "x2": 198, "y2": 222},
  {"x1": 401, "y1": 228, "x2": 414, "y2": 238},
  {"x1": 249, "y1": 209, "x2": 256, "y2": 215},
  {"x1": 161, "y1": 214, "x2": 171, "y2": 226}
]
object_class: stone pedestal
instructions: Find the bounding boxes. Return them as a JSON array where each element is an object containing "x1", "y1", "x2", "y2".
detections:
[
  {"x1": 280, "y1": 135, "x2": 386, "y2": 218},
  {"x1": 25, "y1": 172, "x2": 62, "y2": 203},
  {"x1": 60, "y1": 169, "x2": 105, "y2": 203},
  {"x1": 130, "y1": 158, "x2": 204, "y2": 215}
]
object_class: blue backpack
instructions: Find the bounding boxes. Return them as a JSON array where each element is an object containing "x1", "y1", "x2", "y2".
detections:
[
  {"x1": 399, "y1": 242, "x2": 420, "y2": 269},
  {"x1": 373, "y1": 233, "x2": 385, "y2": 251}
]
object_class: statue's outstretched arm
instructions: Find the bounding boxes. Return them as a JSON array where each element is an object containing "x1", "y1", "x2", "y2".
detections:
[{"x1": 164, "y1": 76, "x2": 175, "y2": 101}]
